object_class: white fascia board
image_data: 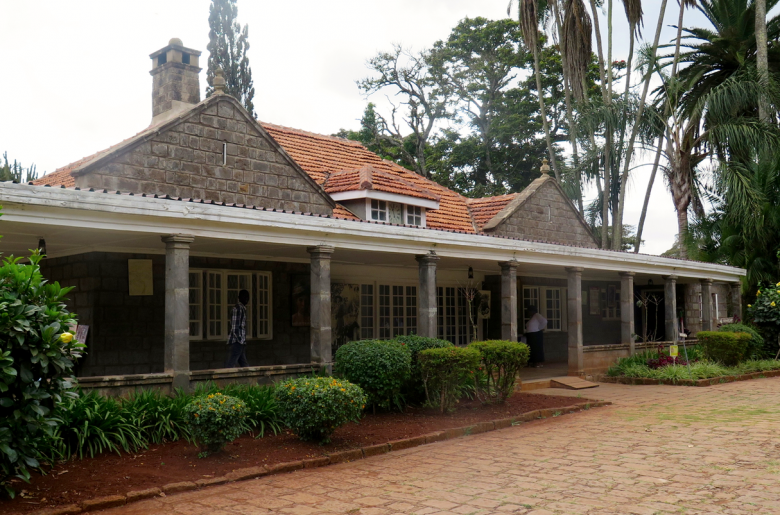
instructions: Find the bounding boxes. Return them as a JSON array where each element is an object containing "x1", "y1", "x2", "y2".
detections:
[
  {"x1": 0, "y1": 184, "x2": 745, "y2": 282},
  {"x1": 329, "y1": 189, "x2": 440, "y2": 210}
]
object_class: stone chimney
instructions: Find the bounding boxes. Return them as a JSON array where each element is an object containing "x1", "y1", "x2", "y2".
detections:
[{"x1": 149, "y1": 38, "x2": 202, "y2": 125}]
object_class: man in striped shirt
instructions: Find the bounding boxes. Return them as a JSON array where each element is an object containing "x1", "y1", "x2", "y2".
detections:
[{"x1": 225, "y1": 289, "x2": 250, "y2": 368}]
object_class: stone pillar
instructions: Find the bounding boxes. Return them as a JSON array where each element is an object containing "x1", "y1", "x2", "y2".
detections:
[
  {"x1": 308, "y1": 245, "x2": 335, "y2": 365},
  {"x1": 619, "y1": 272, "x2": 635, "y2": 354},
  {"x1": 566, "y1": 267, "x2": 584, "y2": 377},
  {"x1": 663, "y1": 275, "x2": 678, "y2": 342},
  {"x1": 730, "y1": 282, "x2": 743, "y2": 320},
  {"x1": 701, "y1": 278, "x2": 714, "y2": 331},
  {"x1": 499, "y1": 260, "x2": 518, "y2": 341},
  {"x1": 416, "y1": 252, "x2": 439, "y2": 338},
  {"x1": 162, "y1": 235, "x2": 194, "y2": 390}
]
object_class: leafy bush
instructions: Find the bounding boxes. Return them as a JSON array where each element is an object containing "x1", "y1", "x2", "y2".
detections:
[
  {"x1": 469, "y1": 340, "x2": 530, "y2": 403},
  {"x1": 698, "y1": 331, "x2": 752, "y2": 366},
  {"x1": 274, "y1": 377, "x2": 366, "y2": 444},
  {"x1": 719, "y1": 323, "x2": 765, "y2": 359},
  {"x1": 418, "y1": 347, "x2": 480, "y2": 412},
  {"x1": 122, "y1": 389, "x2": 192, "y2": 444},
  {"x1": 393, "y1": 335, "x2": 452, "y2": 402},
  {"x1": 185, "y1": 393, "x2": 248, "y2": 455},
  {"x1": 54, "y1": 390, "x2": 147, "y2": 459},
  {"x1": 220, "y1": 383, "x2": 282, "y2": 437},
  {"x1": 0, "y1": 253, "x2": 85, "y2": 497},
  {"x1": 334, "y1": 340, "x2": 411, "y2": 411}
]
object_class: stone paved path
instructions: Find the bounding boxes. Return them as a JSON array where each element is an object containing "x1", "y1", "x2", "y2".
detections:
[{"x1": 98, "y1": 379, "x2": 780, "y2": 514}]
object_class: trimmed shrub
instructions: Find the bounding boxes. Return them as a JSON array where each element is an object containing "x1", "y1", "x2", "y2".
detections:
[
  {"x1": 698, "y1": 331, "x2": 752, "y2": 366},
  {"x1": 274, "y1": 377, "x2": 366, "y2": 444},
  {"x1": 0, "y1": 253, "x2": 85, "y2": 497},
  {"x1": 719, "y1": 323, "x2": 764, "y2": 359},
  {"x1": 334, "y1": 340, "x2": 411, "y2": 411},
  {"x1": 189, "y1": 382, "x2": 282, "y2": 437},
  {"x1": 418, "y1": 347, "x2": 481, "y2": 412},
  {"x1": 393, "y1": 335, "x2": 452, "y2": 402},
  {"x1": 185, "y1": 393, "x2": 248, "y2": 455},
  {"x1": 470, "y1": 340, "x2": 530, "y2": 403}
]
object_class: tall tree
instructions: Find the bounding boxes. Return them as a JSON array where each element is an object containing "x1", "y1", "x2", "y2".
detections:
[
  {"x1": 756, "y1": 0, "x2": 770, "y2": 121},
  {"x1": 0, "y1": 152, "x2": 38, "y2": 183},
  {"x1": 206, "y1": 0, "x2": 256, "y2": 117}
]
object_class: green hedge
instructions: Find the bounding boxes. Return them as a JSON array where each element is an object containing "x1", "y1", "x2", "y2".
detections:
[
  {"x1": 393, "y1": 335, "x2": 452, "y2": 402},
  {"x1": 185, "y1": 393, "x2": 248, "y2": 455},
  {"x1": 418, "y1": 346, "x2": 480, "y2": 412},
  {"x1": 334, "y1": 340, "x2": 411, "y2": 411},
  {"x1": 274, "y1": 377, "x2": 366, "y2": 444},
  {"x1": 719, "y1": 323, "x2": 765, "y2": 359},
  {"x1": 470, "y1": 340, "x2": 530, "y2": 403},
  {"x1": 698, "y1": 331, "x2": 752, "y2": 366}
]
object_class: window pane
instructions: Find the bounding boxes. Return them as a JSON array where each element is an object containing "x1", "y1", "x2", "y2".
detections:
[
  {"x1": 379, "y1": 284, "x2": 391, "y2": 339},
  {"x1": 257, "y1": 273, "x2": 271, "y2": 337},
  {"x1": 208, "y1": 272, "x2": 222, "y2": 337},
  {"x1": 406, "y1": 286, "x2": 417, "y2": 335},
  {"x1": 457, "y1": 291, "x2": 468, "y2": 345},
  {"x1": 361, "y1": 284, "x2": 374, "y2": 339},
  {"x1": 437, "y1": 287, "x2": 444, "y2": 339},
  {"x1": 445, "y1": 287, "x2": 456, "y2": 343},
  {"x1": 392, "y1": 285, "x2": 404, "y2": 337},
  {"x1": 189, "y1": 272, "x2": 202, "y2": 338}
]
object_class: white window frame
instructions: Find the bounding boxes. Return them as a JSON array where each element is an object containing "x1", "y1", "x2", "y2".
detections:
[
  {"x1": 191, "y1": 269, "x2": 273, "y2": 341},
  {"x1": 406, "y1": 205, "x2": 423, "y2": 227},
  {"x1": 600, "y1": 286, "x2": 621, "y2": 320},
  {"x1": 189, "y1": 271, "x2": 203, "y2": 340},
  {"x1": 523, "y1": 286, "x2": 567, "y2": 332},
  {"x1": 436, "y1": 286, "x2": 474, "y2": 345},
  {"x1": 369, "y1": 199, "x2": 387, "y2": 222}
]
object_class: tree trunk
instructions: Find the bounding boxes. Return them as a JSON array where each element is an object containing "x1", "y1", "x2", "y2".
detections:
[
  {"x1": 756, "y1": 0, "x2": 769, "y2": 121},
  {"x1": 676, "y1": 204, "x2": 689, "y2": 259},
  {"x1": 634, "y1": 136, "x2": 664, "y2": 253},
  {"x1": 612, "y1": 24, "x2": 635, "y2": 250},
  {"x1": 616, "y1": 0, "x2": 670, "y2": 250},
  {"x1": 533, "y1": 44, "x2": 562, "y2": 182}
]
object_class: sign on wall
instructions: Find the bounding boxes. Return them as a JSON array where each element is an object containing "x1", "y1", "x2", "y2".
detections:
[{"x1": 128, "y1": 259, "x2": 154, "y2": 296}]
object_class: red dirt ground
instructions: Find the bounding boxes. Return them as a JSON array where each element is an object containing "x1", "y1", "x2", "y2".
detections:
[{"x1": 0, "y1": 393, "x2": 594, "y2": 514}]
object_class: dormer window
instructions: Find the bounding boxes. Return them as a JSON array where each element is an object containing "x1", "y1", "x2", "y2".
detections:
[
  {"x1": 407, "y1": 205, "x2": 422, "y2": 226},
  {"x1": 370, "y1": 199, "x2": 387, "y2": 221}
]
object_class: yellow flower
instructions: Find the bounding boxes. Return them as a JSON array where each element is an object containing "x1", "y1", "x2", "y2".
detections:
[
  {"x1": 758, "y1": 290, "x2": 762, "y2": 295},
  {"x1": 60, "y1": 333, "x2": 74, "y2": 343},
  {"x1": 776, "y1": 282, "x2": 780, "y2": 287},
  {"x1": 340, "y1": 388, "x2": 345, "y2": 392},
  {"x1": 772, "y1": 302, "x2": 777, "y2": 307},
  {"x1": 748, "y1": 304, "x2": 752, "y2": 308}
]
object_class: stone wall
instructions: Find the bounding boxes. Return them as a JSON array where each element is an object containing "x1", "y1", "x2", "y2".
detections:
[
  {"x1": 42, "y1": 252, "x2": 311, "y2": 377},
  {"x1": 487, "y1": 180, "x2": 598, "y2": 248},
  {"x1": 683, "y1": 282, "x2": 730, "y2": 335},
  {"x1": 74, "y1": 97, "x2": 332, "y2": 215}
]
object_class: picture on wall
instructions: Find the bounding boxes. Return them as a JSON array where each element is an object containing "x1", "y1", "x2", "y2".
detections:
[
  {"x1": 291, "y1": 275, "x2": 310, "y2": 327},
  {"x1": 332, "y1": 283, "x2": 361, "y2": 346}
]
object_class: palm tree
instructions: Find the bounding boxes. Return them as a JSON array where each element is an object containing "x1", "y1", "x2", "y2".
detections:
[
  {"x1": 517, "y1": 0, "x2": 563, "y2": 182},
  {"x1": 756, "y1": 0, "x2": 770, "y2": 121}
]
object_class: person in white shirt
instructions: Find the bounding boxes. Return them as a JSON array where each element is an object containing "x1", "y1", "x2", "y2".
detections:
[{"x1": 525, "y1": 305, "x2": 547, "y2": 368}]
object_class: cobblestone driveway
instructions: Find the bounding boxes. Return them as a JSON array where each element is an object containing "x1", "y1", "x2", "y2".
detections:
[{"x1": 99, "y1": 379, "x2": 780, "y2": 514}]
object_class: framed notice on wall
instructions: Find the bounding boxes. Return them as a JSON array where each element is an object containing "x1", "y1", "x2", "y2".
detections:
[
  {"x1": 589, "y1": 286, "x2": 601, "y2": 315},
  {"x1": 128, "y1": 259, "x2": 154, "y2": 296}
]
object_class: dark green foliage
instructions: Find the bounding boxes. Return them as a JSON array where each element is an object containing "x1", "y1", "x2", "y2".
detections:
[
  {"x1": 719, "y1": 323, "x2": 765, "y2": 359},
  {"x1": 334, "y1": 340, "x2": 411, "y2": 411},
  {"x1": 53, "y1": 390, "x2": 147, "y2": 459},
  {"x1": 0, "y1": 152, "x2": 38, "y2": 183},
  {"x1": 206, "y1": 0, "x2": 255, "y2": 116},
  {"x1": 0, "y1": 253, "x2": 84, "y2": 497},
  {"x1": 698, "y1": 331, "x2": 752, "y2": 366},
  {"x1": 274, "y1": 377, "x2": 366, "y2": 444},
  {"x1": 185, "y1": 392, "x2": 248, "y2": 455},
  {"x1": 469, "y1": 340, "x2": 530, "y2": 403},
  {"x1": 418, "y1": 347, "x2": 481, "y2": 412},
  {"x1": 122, "y1": 389, "x2": 192, "y2": 444},
  {"x1": 393, "y1": 335, "x2": 452, "y2": 402},
  {"x1": 187, "y1": 381, "x2": 281, "y2": 437}
]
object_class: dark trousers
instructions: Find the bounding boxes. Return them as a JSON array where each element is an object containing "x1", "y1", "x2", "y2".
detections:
[
  {"x1": 225, "y1": 342, "x2": 249, "y2": 368},
  {"x1": 526, "y1": 331, "x2": 545, "y2": 364}
]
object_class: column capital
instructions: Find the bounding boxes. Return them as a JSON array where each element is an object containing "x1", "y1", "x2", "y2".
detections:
[
  {"x1": 498, "y1": 259, "x2": 518, "y2": 271},
  {"x1": 161, "y1": 234, "x2": 194, "y2": 247},
  {"x1": 700, "y1": 278, "x2": 714, "y2": 285},
  {"x1": 416, "y1": 252, "x2": 440, "y2": 265},
  {"x1": 662, "y1": 274, "x2": 678, "y2": 282},
  {"x1": 618, "y1": 271, "x2": 636, "y2": 277},
  {"x1": 307, "y1": 245, "x2": 335, "y2": 257},
  {"x1": 565, "y1": 267, "x2": 584, "y2": 273}
]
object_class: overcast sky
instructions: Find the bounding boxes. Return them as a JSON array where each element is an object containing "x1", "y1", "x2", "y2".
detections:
[{"x1": 0, "y1": 0, "x2": 717, "y2": 255}]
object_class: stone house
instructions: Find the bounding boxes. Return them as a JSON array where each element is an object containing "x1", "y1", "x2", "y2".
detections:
[{"x1": 0, "y1": 39, "x2": 744, "y2": 393}]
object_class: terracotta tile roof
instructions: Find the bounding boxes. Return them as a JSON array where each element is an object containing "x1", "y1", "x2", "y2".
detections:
[
  {"x1": 332, "y1": 203, "x2": 360, "y2": 220},
  {"x1": 324, "y1": 164, "x2": 440, "y2": 202},
  {"x1": 466, "y1": 194, "x2": 517, "y2": 230},
  {"x1": 261, "y1": 123, "x2": 476, "y2": 232}
]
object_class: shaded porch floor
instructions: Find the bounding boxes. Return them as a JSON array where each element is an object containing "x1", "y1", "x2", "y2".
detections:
[{"x1": 519, "y1": 361, "x2": 569, "y2": 382}]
